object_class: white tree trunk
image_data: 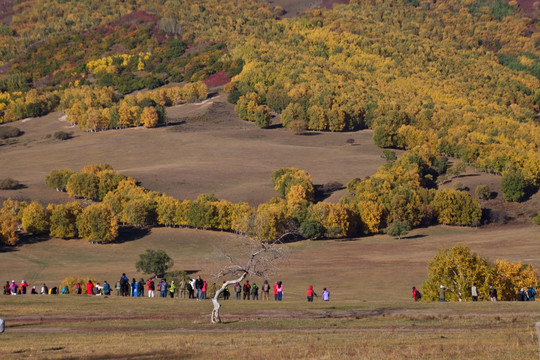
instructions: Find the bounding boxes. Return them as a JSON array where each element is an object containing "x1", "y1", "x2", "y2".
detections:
[{"x1": 211, "y1": 272, "x2": 247, "y2": 324}]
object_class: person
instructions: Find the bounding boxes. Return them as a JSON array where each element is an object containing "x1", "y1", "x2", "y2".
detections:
[
  {"x1": 489, "y1": 286, "x2": 498, "y2": 301},
  {"x1": 3, "y1": 281, "x2": 10, "y2": 295},
  {"x1": 86, "y1": 280, "x2": 94, "y2": 295},
  {"x1": 138, "y1": 279, "x2": 145, "y2": 297},
  {"x1": 131, "y1": 278, "x2": 137, "y2": 297},
  {"x1": 527, "y1": 286, "x2": 536, "y2": 301},
  {"x1": 115, "y1": 280, "x2": 121, "y2": 296},
  {"x1": 74, "y1": 283, "x2": 81, "y2": 294},
  {"x1": 234, "y1": 283, "x2": 242, "y2": 300},
  {"x1": 179, "y1": 278, "x2": 186, "y2": 299},
  {"x1": 412, "y1": 286, "x2": 421, "y2": 301},
  {"x1": 50, "y1": 286, "x2": 57, "y2": 294},
  {"x1": 147, "y1": 279, "x2": 155, "y2": 298},
  {"x1": 9, "y1": 280, "x2": 18, "y2": 295},
  {"x1": 61, "y1": 285, "x2": 69, "y2": 294},
  {"x1": 518, "y1": 288, "x2": 527, "y2": 301},
  {"x1": 277, "y1": 281, "x2": 283, "y2": 301},
  {"x1": 243, "y1": 280, "x2": 251, "y2": 300},
  {"x1": 471, "y1": 284, "x2": 478, "y2": 301},
  {"x1": 41, "y1": 283, "x2": 48, "y2": 295},
  {"x1": 94, "y1": 282, "x2": 102, "y2": 295},
  {"x1": 307, "y1": 285, "x2": 317, "y2": 302},
  {"x1": 31, "y1": 286, "x2": 38, "y2": 294},
  {"x1": 169, "y1": 280, "x2": 176, "y2": 298},
  {"x1": 202, "y1": 280, "x2": 207, "y2": 300},
  {"x1": 261, "y1": 280, "x2": 270, "y2": 301},
  {"x1": 160, "y1": 279, "x2": 168, "y2": 298},
  {"x1": 187, "y1": 280, "x2": 195, "y2": 299},
  {"x1": 251, "y1": 283, "x2": 259, "y2": 300},
  {"x1": 222, "y1": 281, "x2": 230, "y2": 300},
  {"x1": 274, "y1": 282, "x2": 279, "y2": 301},
  {"x1": 195, "y1": 276, "x2": 204, "y2": 301},
  {"x1": 120, "y1": 273, "x2": 129, "y2": 296},
  {"x1": 322, "y1": 288, "x2": 330, "y2": 301},
  {"x1": 438, "y1": 285, "x2": 446, "y2": 302},
  {"x1": 103, "y1": 281, "x2": 111, "y2": 295},
  {"x1": 20, "y1": 280, "x2": 28, "y2": 294}
]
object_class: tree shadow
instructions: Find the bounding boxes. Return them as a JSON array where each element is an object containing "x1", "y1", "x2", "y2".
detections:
[
  {"x1": 17, "y1": 233, "x2": 51, "y2": 245},
  {"x1": 402, "y1": 234, "x2": 428, "y2": 240},
  {"x1": 314, "y1": 182, "x2": 345, "y2": 202},
  {"x1": 113, "y1": 226, "x2": 151, "y2": 244},
  {"x1": 0, "y1": 246, "x2": 18, "y2": 253},
  {"x1": 265, "y1": 123, "x2": 283, "y2": 130}
]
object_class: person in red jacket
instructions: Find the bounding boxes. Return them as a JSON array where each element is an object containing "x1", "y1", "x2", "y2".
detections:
[
  {"x1": 273, "y1": 282, "x2": 278, "y2": 301},
  {"x1": 20, "y1": 280, "x2": 29, "y2": 294},
  {"x1": 86, "y1": 280, "x2": 94, "y2": 295},
  {"x1": 412, "y1": 286, "x2": 421, "y2": 301},
  {"x1": 307, "y1": 285, "x2": 318, "y2": 302}
]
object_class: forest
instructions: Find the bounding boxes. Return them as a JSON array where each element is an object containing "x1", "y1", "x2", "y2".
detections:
[{"x1": 0, "y1": 0, "x2": 539, "y2": 245}]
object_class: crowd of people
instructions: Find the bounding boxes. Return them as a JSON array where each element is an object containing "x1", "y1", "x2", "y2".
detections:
[
  {"x1": 3, "y1": 276, "x2": 331, "y2": 302},
  {"x1": 412, "y1": 284, "x2": 537, "y2": 302}
]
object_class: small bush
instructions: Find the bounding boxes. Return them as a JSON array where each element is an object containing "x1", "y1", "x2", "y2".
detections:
[
  {"x1": 475, "y1": 185, "x2": 491, "y2": 200},
  {"x1": 453, "y1": 182, "x2": 469, "y2": 192},
  {"x1": 53, "y1": 131, "x2": 72, "y2": 140},
  {"x1": 0, "y1": 177, "x2": 20, "y2": 190},
  {"x1": 0, "y1": 126, "x2": 22, "y2": 139},
  {"x1": 533, "y1": 211, "x2": 540, "y2": 226}
]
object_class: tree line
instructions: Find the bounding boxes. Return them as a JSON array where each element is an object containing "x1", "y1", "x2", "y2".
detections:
[{"x1": 1, "y1": 154, "x2": 484, "y2": 246}]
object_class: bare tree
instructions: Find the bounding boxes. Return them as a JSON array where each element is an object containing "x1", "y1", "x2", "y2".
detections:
[{"x1": 209, "y1": 234, "x2": 288, "y2": 324}]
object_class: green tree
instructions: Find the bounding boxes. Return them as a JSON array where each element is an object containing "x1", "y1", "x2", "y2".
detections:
[
  {"x1": 385, "y1": 219, "x2": 410, "y2": 239},
  {"x1": 135, "y1": 249, "x2": 174, "y2": 277},
  {"x1": 475, "y1": 185, "x2": 491, "y2": 200},
  {"x1": 76, "y1": 203, "x2": 118, "y2": 243},
  {"x1": 45, "y1": 169, "x2": 75, "y2": 192},
  {"x1": 501, "y1": 170, "x2": 526, "y2": 202},
  {"x1": 48, "y1": 202, "x2": 83, "y2": 239}
]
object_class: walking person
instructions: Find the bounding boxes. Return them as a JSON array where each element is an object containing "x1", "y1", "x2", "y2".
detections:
[
  {"x1": 471, "y1": 284, "x2": 478, "y2": 301},
  {"x1": 322, "y1": 288, "x2": 330, "y2": 301},
  {"x1": 307, "y1": 285, "x2": 317, "y2": 302}
]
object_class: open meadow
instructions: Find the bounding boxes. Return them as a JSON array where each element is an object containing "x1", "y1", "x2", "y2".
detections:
[{"x1": 1, "y1": 224, "x2": 540, "y2": 359}]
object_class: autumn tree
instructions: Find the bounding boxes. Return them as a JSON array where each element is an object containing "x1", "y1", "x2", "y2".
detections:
[
  {"x1": 0, "y1": 199, "x2": 23, "y2": 245},
  {"x1": 76, "y1": 203, "x2": 118, "y2": 243},
  {"x1": 48, "y1": 202, "x2": 83, "y2": 239},
  {"x1": 422, "y1": 244, "x2": 493, "y2": 302},
  {"x1": 492, "y1": 259, "x2": 538, "y2": 301},
  {"x1": 21, "y1": 201, "x2": 49, "y2": 235},
  {"x1": 45, "y1": 169, "x2": 75, "y2": 192},
  {"x1": 431, "y1": 189, "x2": 481, "y2": 226}
]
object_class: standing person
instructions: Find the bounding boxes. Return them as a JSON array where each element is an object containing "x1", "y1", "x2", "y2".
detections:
[
  {"x1": 147, "y1": 279, "x2": 155, "y2": 298},
  {"x1": 9, "y1": 280, "x2": 18, "y2": 295},
  {"x1": 277, "y1": 281, "x2": 283, "y2": 301},
  {"x1": 120, "y1": 273, "x2": 130, "y2": 296},
  {"x1": 169, "y1": 281, "x2": 176, "y2": 298},
  {"x1": 234, "y1": 283, "x2": 241, "y2": 300},
  {"x1": 160, "y1": 279, "x2": 168, "y2": 298},
  {"x1": 187, "y1": 280, "x2": 194, "y2": 299},
  {"x1": 251, "y1": 283, "x2": 259, "y2": 300},
  {"x1": 527, "y1": 286, "x2": 536, "y2": 301},
  {"x1": 322, "y1": 288, "x2": 330, "y2": 301},
  {"x1": 412, "y1": 286, "x2": 421, "y2": 301},
  {"x1": 179, "y1": 278, "x2": 186, "y2": 299},
  {"x1": 103, "y1": 281, "x2": 111, "y2": 295},
  {"x1": 115, "y1": 280, "x2": 121, "y2": 296},
  {"x1": 243, "y1": 280, "x2": 251, "y2": 300},
  {"x1": 307, "y1": 285, "x2": 317, "y2": 302},
  {"x1": 195, "y1": 276, "x2": 204, "y2": 301},
  {"x1": 518, "y1": 288, "x2": 527, "y2": 301},
  {"x1": 471, "y1": 284, "x2": 478, "y2": 302},
  {"x1": 261, "y1": 280, "x2": 270, "y2": 301},
  {"x1": 202, "y1": 280, "x2": 207, "y2": 300},
  {"x1": 20, "y1": 280, "x2": 28, "y2": 294},
  {"x1": 3, "y1": 281, "x2": 10, "y2": 295},
  {"x1": 489, "y1": 286, "x2": 498, "y2": 301},
  {"x1": 222, "y1": 281, "x2": 230, "y2": 300},
  {"x1": 274, "y1": 282, "x2": 279, "y2": 301},
  {"x1": 438, "y1": 285, "x2": 447, "y2": 302},
  {"x1": 138, "y1": 279, "x2": 145, "y2": 297},
  {"x1": 86, "y1": 280, "x2": 94, "y2": 295},
  {"x1": 131, "y1": 278, "x2": 138, "y2": 297}
]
